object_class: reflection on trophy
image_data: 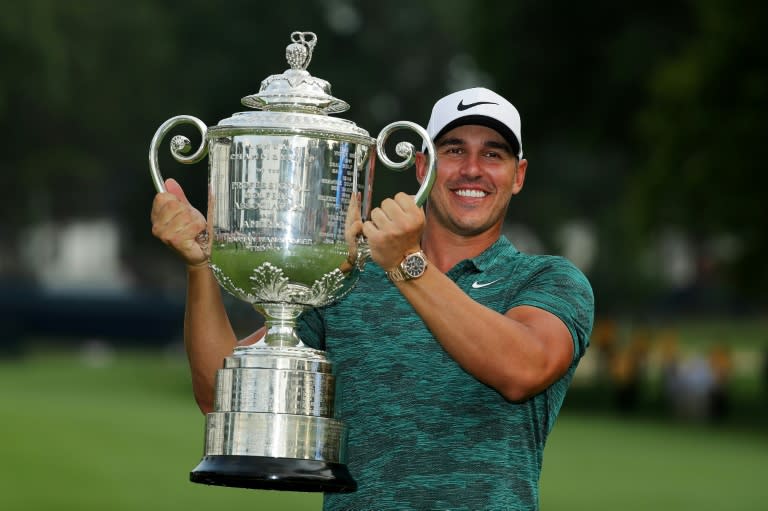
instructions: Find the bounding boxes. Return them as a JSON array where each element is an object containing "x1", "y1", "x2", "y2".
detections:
[{"x1": 148, "y1": 31, "x2": 436, "y2": 492}]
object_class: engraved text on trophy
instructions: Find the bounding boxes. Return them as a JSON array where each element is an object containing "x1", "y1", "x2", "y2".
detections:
[{"x1": 207, "y1": 135, "x2": 365, "y2": 305}]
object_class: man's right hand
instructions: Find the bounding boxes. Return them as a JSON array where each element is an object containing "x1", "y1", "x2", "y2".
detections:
[{"x1": 150, "y1": 178, "x2": 209, "y2": 267}]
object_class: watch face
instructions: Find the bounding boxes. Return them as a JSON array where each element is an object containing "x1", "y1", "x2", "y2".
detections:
[{"x1": 403, "y1": 253, "x2": 426, "y2": 278}]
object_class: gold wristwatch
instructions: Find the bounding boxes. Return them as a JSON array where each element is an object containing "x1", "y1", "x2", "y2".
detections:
[{"x1": 386, "y1": 251, "x2": 428, "y2": 282}]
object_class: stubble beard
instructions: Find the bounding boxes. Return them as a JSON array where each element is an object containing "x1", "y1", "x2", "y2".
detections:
[{"x1": 425, "y1": 197, "x2": 509, "y2": 238}]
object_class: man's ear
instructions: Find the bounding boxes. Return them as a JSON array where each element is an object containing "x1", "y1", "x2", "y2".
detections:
[
  {"x1": 513, "y1": 159, "x2": 528, "y2": 195},
  {"x1": 415, "y1": 152, "x2": 427, "y2": 184}
]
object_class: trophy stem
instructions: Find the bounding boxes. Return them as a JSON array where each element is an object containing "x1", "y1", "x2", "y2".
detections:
[{"x1": 256, "y1": 303, "x2": 306, "y2": 348}]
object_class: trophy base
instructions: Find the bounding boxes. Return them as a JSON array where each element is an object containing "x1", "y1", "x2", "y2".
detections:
[{"x1": 190, "y1": 455, "x2": 357, "y2": 493}]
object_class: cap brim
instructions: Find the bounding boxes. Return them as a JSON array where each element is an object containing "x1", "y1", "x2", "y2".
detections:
[{"x1": 434, "y1": 115, "x2": 521, "y2": 158}]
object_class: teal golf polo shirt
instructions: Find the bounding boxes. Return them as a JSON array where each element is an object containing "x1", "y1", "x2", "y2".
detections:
[{"x1": 298, "y1": 236, "x2": 594, "y2": 510}]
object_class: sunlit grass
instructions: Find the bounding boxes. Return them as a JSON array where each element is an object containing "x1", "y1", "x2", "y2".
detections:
[
  {"x1": 542, "y1": 412, "x2": 768, "y2": 511},
  {"x1": 0, "y1": 349, "x2": 321, "y2": 511},
  {"x1": 1, "y1": 346, "x2": 766, "y2": 510}
]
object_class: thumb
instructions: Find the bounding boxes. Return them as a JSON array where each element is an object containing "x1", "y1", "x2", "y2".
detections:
[{"x1": 164, "y1": 178, "x2": 191, "y2": 205}]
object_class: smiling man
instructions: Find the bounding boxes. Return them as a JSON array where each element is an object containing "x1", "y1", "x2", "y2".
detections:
[{"x1": 152, "y1": 87, "x2": 594, "y2": 510}]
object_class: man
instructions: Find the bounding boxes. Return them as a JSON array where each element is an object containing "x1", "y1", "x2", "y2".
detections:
[{"x1": 152, "y1": 87, "x2": 594, "y2": 510}]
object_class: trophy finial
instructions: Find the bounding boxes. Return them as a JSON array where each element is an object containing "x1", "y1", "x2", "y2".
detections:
[
  {"x1": 286, "y1": 31, "x2": 317, "y2": 70},
  {"x1": 242, "y1": 30, "x2": 348, "y2": 114}
]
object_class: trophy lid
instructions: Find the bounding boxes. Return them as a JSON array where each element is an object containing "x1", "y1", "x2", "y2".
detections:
[
  {"x1": 210, "y1": 31, "x2": 372, "y2": 144},
  {"x1": 241, "y1": 31, "x2": 350, "y2": 115}
]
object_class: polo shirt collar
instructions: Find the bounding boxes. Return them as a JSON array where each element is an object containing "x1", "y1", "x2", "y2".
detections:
[
  {"x1": 447, "y1": 235, "x2": 518, "y2": 276},
  {"x1": 472, "y1": 235, "x2": 517, "y2": 271}
]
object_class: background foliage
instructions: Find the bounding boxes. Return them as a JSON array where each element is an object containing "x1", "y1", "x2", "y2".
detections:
[{"x1": 1, "y1": 0, "x2": 766, "y2": 315}]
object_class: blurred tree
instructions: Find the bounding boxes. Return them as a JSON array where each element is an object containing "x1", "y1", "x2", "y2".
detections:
[
  {"x1": 0, "y1": 0, "x2": 176, "y2": 234},
  {"x1": 1, "y1": 0, "x2": 765, "y2": 310},
  {"x1": 629, "y1": 0, "x2": 768, "y2": 299},
  {"x1": 460, "y1": 0, "x2": 766, "y2": 308},
  {"x1": 458, "y1": 0, "x2": 695, "y2": 308}
]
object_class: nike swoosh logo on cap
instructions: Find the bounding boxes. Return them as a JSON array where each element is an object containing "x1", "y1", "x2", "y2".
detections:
[
  {"x1": 457, "y1": 99, "x2": 499, "y2": 111},
  {"x1": 472, "y1": 278, "x2": 502, "y2": 289}
]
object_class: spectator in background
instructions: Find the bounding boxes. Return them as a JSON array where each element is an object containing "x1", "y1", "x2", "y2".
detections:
[
  {"x1": 658, "y1": 329, "x2": 682, "y2": 415},
  {"x1": 610, "y1": 328, "x2": 650, "y2": 414},
  {"x1": 675, "y1": 353, "x2": 715, "y2": 421},
  {"x1": 708, "y1": 343, "x2": 732, "y2": 422}
]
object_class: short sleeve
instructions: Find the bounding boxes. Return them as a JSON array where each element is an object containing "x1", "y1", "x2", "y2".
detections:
[{"x1": 508, "y1": 256, "x2": 594, "y2": 362}]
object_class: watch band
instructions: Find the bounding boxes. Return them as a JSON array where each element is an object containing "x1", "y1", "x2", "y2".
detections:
[{"x1": 386, "y1": 265, "x2": 409, "y2": 282}]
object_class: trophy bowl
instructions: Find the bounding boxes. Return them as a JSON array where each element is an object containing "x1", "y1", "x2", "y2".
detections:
[{"x1": 148, "y1": 31, "x2": 436, "y2": 492}]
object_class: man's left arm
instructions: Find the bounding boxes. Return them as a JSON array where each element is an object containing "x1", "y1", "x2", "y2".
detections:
[{"x1": 393, "y1": 267, "x2": 575, "y2": 402}]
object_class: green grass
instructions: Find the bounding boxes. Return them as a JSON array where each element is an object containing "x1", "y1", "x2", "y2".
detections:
[
  {"x1": 542, "y1": 413, "x2": 768, "y2": 510},
  {"x1": 1, "y1": 348, "x2": 766, "y2": 510},
  {"x1": 0, "y1": 349, "x2": 321, "y2": 511}
]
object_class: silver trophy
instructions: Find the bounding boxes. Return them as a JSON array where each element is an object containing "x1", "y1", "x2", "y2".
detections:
[{"x1": 148, "y1": 31, "x2": 436, "y2": 492}]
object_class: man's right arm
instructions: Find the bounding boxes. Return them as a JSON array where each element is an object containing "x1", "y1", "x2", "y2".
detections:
[
  {"x1": 151, "y1": 178, "x2": 241, "y2": 414},
  {"x1": 183, "y1": 264, "x2": 238, "y2": 413}
]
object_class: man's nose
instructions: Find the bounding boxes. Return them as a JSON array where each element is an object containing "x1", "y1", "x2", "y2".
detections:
[{"x1": 460, "y1": 152, "x2": 483, "y2": 177}]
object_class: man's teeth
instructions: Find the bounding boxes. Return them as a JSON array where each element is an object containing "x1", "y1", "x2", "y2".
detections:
[{"x1": 455, "y1": 189, "x2": 487, "y2": 198}]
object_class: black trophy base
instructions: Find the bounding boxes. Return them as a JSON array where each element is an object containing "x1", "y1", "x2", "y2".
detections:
[{"x1": 190, "y1": 455, "x2": 357, "y2": 493}]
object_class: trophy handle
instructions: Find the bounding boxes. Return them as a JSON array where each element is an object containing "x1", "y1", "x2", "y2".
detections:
[
  {"x1": 148, "y1": 115, "x2": 209, "y2": 193},
  {"x1": 375, "y1": 120, "x2": 437, "y2": 207},
  {"x1": 350, "y1": 121, "x2": 436, "y2": 270}
]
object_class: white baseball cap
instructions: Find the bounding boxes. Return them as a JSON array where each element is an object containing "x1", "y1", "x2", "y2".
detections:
[{"x1": 424, "y1": 87, "x2": 523, "y2": 158}]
